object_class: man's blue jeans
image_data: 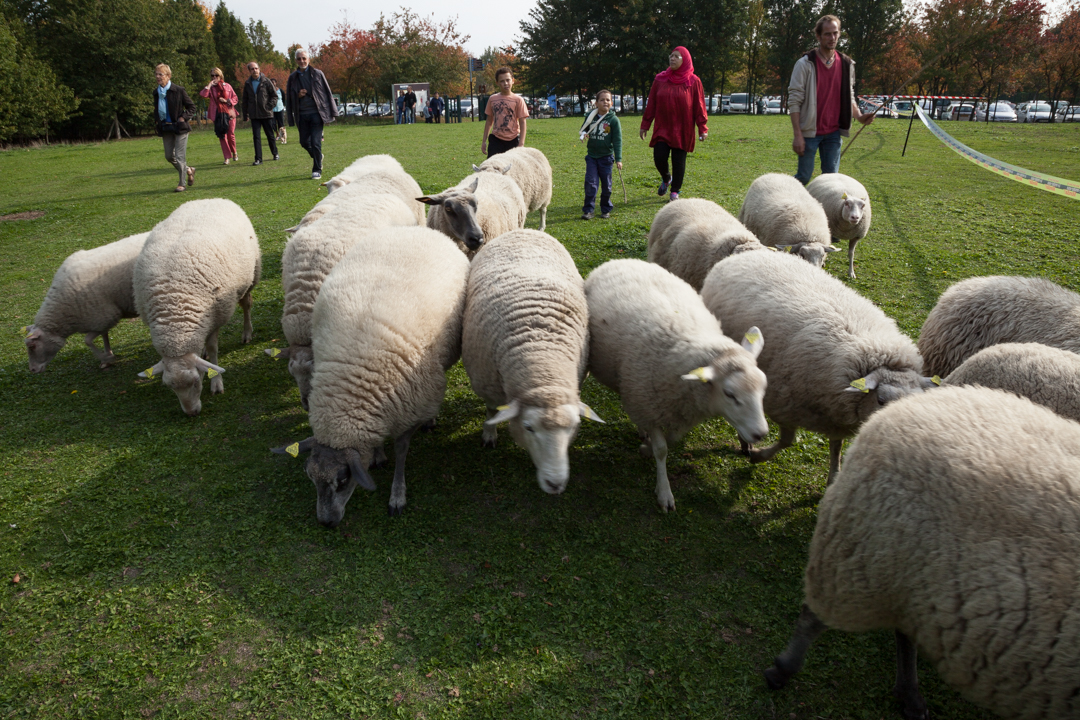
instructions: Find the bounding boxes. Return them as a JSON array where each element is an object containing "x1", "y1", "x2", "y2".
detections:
[
  {"x1": 583, "y1": 154, "x2": 614, "y2": 215},
  {"x1": 794, "y1": 130, "x2": 842, "y2": 185}
]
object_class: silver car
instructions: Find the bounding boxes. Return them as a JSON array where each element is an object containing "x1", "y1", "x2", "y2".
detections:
[
  {"x1": 976, "y1": 102, "x2": 1018, "y2": 122},
  {"x1": 1021, "y1": 102, "x2": 1053, "y2": 122}
]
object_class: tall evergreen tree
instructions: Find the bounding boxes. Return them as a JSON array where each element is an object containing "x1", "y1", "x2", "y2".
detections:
[
  {"x1": 247, "y1": 18, "x2": 288, "y2": 68},
  {"x1": 212, "y1": 1, "x2": 253, "y2": 73},
  {"x1": 0, "y1": 14, "x2": 78, "y2": 142},
  {"x1": 834, "y1": 0, "x2": 904, "y2": 94}
]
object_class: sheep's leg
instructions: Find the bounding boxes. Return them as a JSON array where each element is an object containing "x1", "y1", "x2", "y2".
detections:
[
  {"x1": 827, "y1": 438, "x2": 844, "y2": 485},
  {"x1": 388, "y1": 424, "x2": 420, "y2": 516},
  {"x1": 749, "y1": 426, "x2": 796, "y2": 464},
  {"x1": 85, "y1": 331, "x2": 117, "y2": 366},
  {"x1": 894, "y1": 631, "x2": 929, "y2": 720},
  {"x1": 638, "y1": 429, "x2": 653, "y2": 458},
  {"x1": 764, "y1": 604, "x2": 827, "y2": 690},
  {"x1": 650, "y1": 427, "x2": 675, "y2": 512},
  {"x1": 239, "y1": 289, "x2": 254, "y2": 344},
  {"x1": 482, "y1": 407, "x2": 498, "y2": 448},
  {"x1": 206, "y1": 329, "x2": 224, "y2": 394},
  {"x1": 421, "y1": 417, "x2": 437, "y2": 432},
  {"x1": 538, "y1": 205, "x2": 547, "y2": 232},
  {"x1": 847, "y1": 238, "x2": 859, "y2": 280},
  {"x1": 371, "y1": 444, "x2": 387, "y2": 468}
]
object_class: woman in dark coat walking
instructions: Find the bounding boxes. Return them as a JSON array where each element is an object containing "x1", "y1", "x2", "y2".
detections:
[{"x1": 153, "y1": 63, "x2": 196, "y2": 192}]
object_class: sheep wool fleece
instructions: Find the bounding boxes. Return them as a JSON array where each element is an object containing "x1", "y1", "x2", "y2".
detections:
[
  {"x1": 134, "y1": 199, "x2": 261, "y2": 358},
  {"x1": 807, "y1": 386, "x2": 1080, "y2": 719},
  {"x1": 737, "y1": 173, "x2": 831, "y2": 250},
  {"x1": 427, "y1": 172, "x2": 527, "y2": 256},
  {"x1": 462, "y1": 229, "x2": 588, "y2": 411},
  {"x1": 474, "y1": 146, "x2": 554, "y2": 216},
  {"x1": 307, "y1": 227, "x2": 469, "y2": 456},
  {"x1": 34, "y1": 232, "x2": 149, "y2": 336},
  {"x1": 805, "y1": 173, "x2": 871, "y2": 241},
  {"x1": 918, "y1": 275, "x2": 1080, "y2": 377}
]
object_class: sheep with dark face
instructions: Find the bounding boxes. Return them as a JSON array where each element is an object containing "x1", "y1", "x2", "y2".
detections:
[
  {"x1": 471, "y1": 146, "x2": 553, "y2": 231},
  {"x1": 273, "y1": 226, "x2": 469, "y2": 526},
  {"x1": 420, "y1": 173, "x2": 527, "y2": 258}
]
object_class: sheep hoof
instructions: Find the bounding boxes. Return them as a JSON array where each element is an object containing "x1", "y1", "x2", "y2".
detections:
[
  {"x1": 421, "y1": 418, "x2": 437, "y2": 432},
  {"x1": 748, "y1": 450, "x2": 766, "y2": 464},
  {"x1": 656, "y1": 492, "x2": 675, "y2": 512},
  {"x1": 763, "y1": 665, "x2": 789, "y2": 690},
  {"x1": 739, "y1": 441, "x2": 752, "y2": 456},
  {"x1": 387, "y1": 504, "x2": 405, "y2": 517},
  {"x1": 483, "y1": 439, "x2": 497, "y2": 449},
  {"x1": 210, "y1": 378, "x2": 224, "y2": 395}
]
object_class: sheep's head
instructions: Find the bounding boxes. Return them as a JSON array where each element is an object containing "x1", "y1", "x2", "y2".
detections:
[
  {"x1": 139, "y1": 353, "x2": 224, "y2": 416},
  {"x1": 840, "y1": 193, "x2": 867, "y2": 226},
  {"x1": 845, "y1": 367, "x2": 939, "y2": 422},
  {"x1": 24, "y1": 325, "x2": 66, "y2": 373},
  {"x1": 321, "y1": 177, "x2": 350, "y2": 193},
  {"x1": 775, "y1": 241, "x2": 840, "y2": 268},
  {"x1": 487, "y1": 399, "x2": 604, "y2": 495},
  {"x1": 682, "y1": 327, "x2": 769, "y2": 444},
  {"x1": 271, "y1": 438, "x2": 376, "y2": 528},
  {"x1": 286, "y1": 345, "x2": 315, "y2": 410},
  {"x1": 417, "y1": 177, "x2": 484, "y2": 251}
]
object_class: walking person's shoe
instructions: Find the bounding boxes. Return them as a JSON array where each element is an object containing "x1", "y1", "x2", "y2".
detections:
[
  {"x1": 186, "y1": 167, "x2": 195, "y2": 186},
  {"x1": 175, "y1": 185, "x2": 186, "y2": 192},
  {"x1": 273, "y1": 155, "x2": 280, "y2": 161},
  {"x1": 657, "y1": 179, "x2": 669, "y2": 196},
  {"x1": 600, "y1": 211, "x2": 611, "y2": 219},
  {"x1": 312, "y1": 172, "x2": 321, "y2": 180},
  {"x1": 224, "y1": 158, "x2": 230, "y2": 165},
  {"x1": 232, "y1": 153, "x2": 238, "y2": 161},
  {"x1": 581, "y1": 212, "x2": 594, "y2": 220},
  {"x1": 252, "y1": 159, "x2": 262, "y2": 166},
  {"x1": 669, "y1": 192, "x2": 679, "y2": 201}
]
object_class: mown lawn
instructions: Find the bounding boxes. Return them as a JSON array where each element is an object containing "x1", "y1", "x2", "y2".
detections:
[{"x1": 1, "y1": 113, "x2": 1078, "y2": 719}]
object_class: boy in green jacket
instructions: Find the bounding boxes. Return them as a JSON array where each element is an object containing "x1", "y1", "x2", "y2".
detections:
[{"x1": 580, "y1": 89, "x2": 623, "y2": 220}]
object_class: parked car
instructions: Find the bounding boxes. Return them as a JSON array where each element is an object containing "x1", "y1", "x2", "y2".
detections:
[
  {"x1": 891, "y1": 100, "x2": 914, "y2": 118},
  {"x1": 764, "y1": 99, "x2": 783, "y2": 115},
  {"x1": 1055, "y1": 106, "x2": 1080, "y2": 122},
  {"x1": 975, "y1": 102, "x2": 1017, "y2": 122},
  {"x1": 728, "y1": 92, "x2": 755, "y2": 114},
  {"x1": 951, "y1": 103, "x2": 976, "y2": 121},
  {"x1": 1021, "y1": 102, "x2": 1053, "y2": 122}
]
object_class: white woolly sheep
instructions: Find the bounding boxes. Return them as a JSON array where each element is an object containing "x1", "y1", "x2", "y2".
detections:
[
  {"x1": 701, "y1": 250, "x2": 933, "y2": 484},
  {"x1": 322, "y1": 153, "x2": 405, "y2": 193},
  {"x1": 472, "y1": 146, "x2": 553, "y2": 231},
  {"x1": 287, "y1": 160, "x2": 425, "y2": 232},
  {"x1": 585, "y1": 259, "x2": 768, "y2": 512},
  {"x1": 737, "y1": 173, "x2": 838, "y2": 267},
  {"x1": 647, "y1": 198, "x2": 767, "y2": 292},
  {"x1": 462, "y1": 229, "x2": 602, "y2": 494},
  {"x1": 918, "y1": 275, "x2": 1080, "y2": 377},
  {"x1": 943, "y1": 342, "x2": 1080, "y2": 423},
  {"x1": 25, "y1": 232, "x2": 148, "y2": 372},
  {"x1": 269, "y1": 193, "x2": 419, "y2": 409},
  {"x1": 765, "y1": 386, "x2": 1080, "y2": 720},
  {"x1": 273, "y1": 227, "x2": 470, "y2": 526},
  {"x1": 420, "y1": 173, "x2": 528, "y2": 257},
  {"x1": 805, "y1": 173, "x2": 871, "y2": 279},
  {"x1": 134, "y1": 199, "x2": 261, "y2": 416}
]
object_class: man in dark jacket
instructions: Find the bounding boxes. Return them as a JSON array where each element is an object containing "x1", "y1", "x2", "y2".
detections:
[
  {"x1": 403, "y1": 87, "x2": 417, "y2": 124},
  {"x1": 153, "y1": 63, "x2": 197, "y2": 192},
  {"x1": 242, "y1": 61, "x2": 279, "y2": 165},
  {"x1": 429, "y1": 92, "x2": 445, "y2": 124},
  {"x1": 286, "y1": 48, "x2": 338, "y2": 180}
]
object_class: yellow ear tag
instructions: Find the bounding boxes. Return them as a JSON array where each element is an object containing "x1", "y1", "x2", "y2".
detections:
[
  {"x1": 849, "y1": 378, "x2": 870, "y2": 393},
  {"x1": 842, "y1": 192, "x2": 848, "y2": 200},
  {"x1": 688, "y1": 367, "x2": 709, "y2": 383},
  {"x1": 207, "y1": 368, "x2": 219, "y2": 379},
  {"x1": 285, "y1": 442, "x2": 300, "y2": 458},
  {"x1": 932, "y1": 375, "x2": 942, "y2": 386},
  {"x1": 744, "y1": 330, "x2": 761, "y2": 345},
  {"x1": 144, "y1": 367, "x2": 155, "y2": 378},
  {"x1": 496, "y1": 404, "x2": 509, "y2": 411},
  {"x1": 270, "y1": 348, "x2": 281, "y2": 358},
  {"x1": 783, "y1": 246, "x2": 793, "y2": 253},
  {"x1": 20, "y1": 326, "x2": 29, "y2": 335}
]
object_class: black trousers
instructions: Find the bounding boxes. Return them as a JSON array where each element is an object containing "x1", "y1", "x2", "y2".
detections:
[
  {"x1": 251, "y1": 118, "x2": 277, "y2": 161},
  {"x1": 487, "y1": 133, "x2": 518, "y2": 157},
  {"x1": 298, "y1": 113, "x2": 324, "y2": 172},
  {"x1": 653, "y1": 141, "x2": 687, "y2": 192}
]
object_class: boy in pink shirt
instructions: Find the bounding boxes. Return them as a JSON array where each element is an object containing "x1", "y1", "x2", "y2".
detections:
[{"x1": 481, "y1": 67, "x2": 529, "y2": 157}]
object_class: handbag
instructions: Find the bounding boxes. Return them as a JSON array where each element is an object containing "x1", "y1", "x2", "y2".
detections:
[{"x1": 214, "y1": 109, "x2": 230, "y2": 138}]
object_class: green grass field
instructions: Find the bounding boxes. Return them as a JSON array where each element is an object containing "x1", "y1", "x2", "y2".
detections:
[{"x1": 2, "y1": 114, "x2": 1078, "y2": 719}]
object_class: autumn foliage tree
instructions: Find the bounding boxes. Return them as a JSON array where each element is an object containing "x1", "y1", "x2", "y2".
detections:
[
  {"x1": 1030, "y1": 7, "x2": 1080, "y2": 115},
  {"x1": 312, "y1": 19, "x2": 382, "y2": 107}
]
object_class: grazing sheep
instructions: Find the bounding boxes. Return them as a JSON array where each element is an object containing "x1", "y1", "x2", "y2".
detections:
[
  {"x1": 269, "y1": 193, "x2": 419, "y2": 409},
  {"x1": 462, "y1": 229, "x2": 602, "y2": 494},
  {"x1": 134, "y1": 199, "x2": 261, "y2": 416},
  {"x1": 585, "y1": 259, "x2": 768, "y2": 511},
  {"x1": 273, "y1": 227, "x2": 470, "y2": 525},
  {"x1": 943, "y1": 342, "x2": 1080, "y2": 423},
  {"x1": 805, "y1": 173, "x2": 871, "y2": 279},
  {"x1": 287, "y1": 161, "x2": 425, "y2": 233},
  {"x1": 918, "y1": 275, "x2": 1080, "y2": 377},
  {"x1": 25, "y1": 232, "x2": 148, "y2": 372},
  {"x1": 647, "y1": 198, "x2": 767, "y2": 292},
  {"x1": 472, "y1": 146, "x2": 553, "y2": 231},
  {"x1": 765, "y1": 386, "x2": 1080, "y2": 720},
  {"x1": 701, "y1": 250, "x2": 932, "y2": 483},
  {"x1": 322, "y1": 153, "x2": 405, "y2": 192},
  {"x1": 420, "y1": 173, "x2": 528, "y2": 257},
  {"x1": 737, "y1": 173, "x2": 838, "y2": 267}
]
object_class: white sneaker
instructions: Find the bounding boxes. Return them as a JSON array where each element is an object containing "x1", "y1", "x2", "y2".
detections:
[{"x1": 312, "y1": 172, "x2": 321, "y2": 180}]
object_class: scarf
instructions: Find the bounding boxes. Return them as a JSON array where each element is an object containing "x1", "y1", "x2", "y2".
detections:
[{"x1": 655, "y1": 46, "x2": 696, "y2": 87}]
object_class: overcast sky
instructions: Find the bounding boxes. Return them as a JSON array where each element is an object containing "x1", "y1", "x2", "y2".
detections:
[{"x1": 222, "y1": 0, "x2": 533, "y2": 60}]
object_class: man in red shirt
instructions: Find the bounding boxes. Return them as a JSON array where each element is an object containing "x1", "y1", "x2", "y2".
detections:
[{"x1": 787, "y1": 15, "x2": 875, "y2": 185}]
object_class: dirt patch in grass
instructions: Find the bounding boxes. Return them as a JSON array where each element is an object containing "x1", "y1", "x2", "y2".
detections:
[{"x1": 0, "y1": 210, "x2": 45, "y2": 221}]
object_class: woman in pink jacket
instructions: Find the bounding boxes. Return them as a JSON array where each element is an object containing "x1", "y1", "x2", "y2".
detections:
[{"x1": 200, "y1": 68, "x2": 239, "y2": 164}]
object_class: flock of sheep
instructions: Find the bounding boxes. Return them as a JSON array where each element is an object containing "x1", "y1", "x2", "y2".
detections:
[{"x1": 22, "y1": 148, "x2": 1080, "y2": 719}]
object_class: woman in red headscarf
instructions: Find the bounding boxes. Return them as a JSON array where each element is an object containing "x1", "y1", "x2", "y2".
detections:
[{"x1": 639, "y1": 46, "x2": 708, "y2": 201}]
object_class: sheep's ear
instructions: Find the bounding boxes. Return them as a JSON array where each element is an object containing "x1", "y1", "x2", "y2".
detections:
[
  {"x1": 265, "y1": 347, "x2": 291, "y2": 360},
  {"x1": 417, "y1": 193, "x2": 447, "y2": 206},
  {"x1": 138, "y1": 360, "x2": 165, "y2": 379},
  {"x1": 775, "y1": 243, "x2": 796, "y2": 253},
  {"x1": 845, "y1": 376, "x2": 878, "y2": 393},
  {"x1": 579, "y1": 402, "x2": 605, "y2": 423},
  {"x1": 284, "y1": 224, "x2": 299, "y2": 234},
  {"x1": 763, "y1": 245, "x2": 778, "y2": 252},
  {"x1": 272, "y1": 436, "x2": 315, "y2": 457},
  {"x1": 471, "y1": 163, "x2": 483, "y2": 172},
  {"x1": 486, "y1": 400, "x2": 520, "y2": 425},
  {"x1": 500, "y1": 162, "x2": 512, "y2": 175},
  {"x1": 21, "y1": 324, "x2": 35, "y2": 338},
  {"x1": 741, "y1": 326, "x2": 764, "y2": 359},
  {"x1": 824, "y1": 245, "x2": 841, "y2": 253},
  {"x1": 323, "y1": 178, "x2": 347, "y2": 192},
  {"x1": 465, "y1": 176, "x2": 479, "y2": 192},
  {"x1": 682, "y1": 366, "x2": 716, "y2": 383},
  {"x1": 346, "y1": 448, "x2": 377, "y2": 491},
  {"x1": 194, "y1": 357, "x2": 225, "y2": 377},
  {"x1": 922, "y1": 375, "x2": 942, "y2": 388}
]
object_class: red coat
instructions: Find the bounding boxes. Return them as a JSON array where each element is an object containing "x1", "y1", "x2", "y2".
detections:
[
  {"x1": 641, "y1": 76, "x2": 708, "y2": 153},
  {"x1": 199, "y1": 82, "x2": 238, "y2": 120}
]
